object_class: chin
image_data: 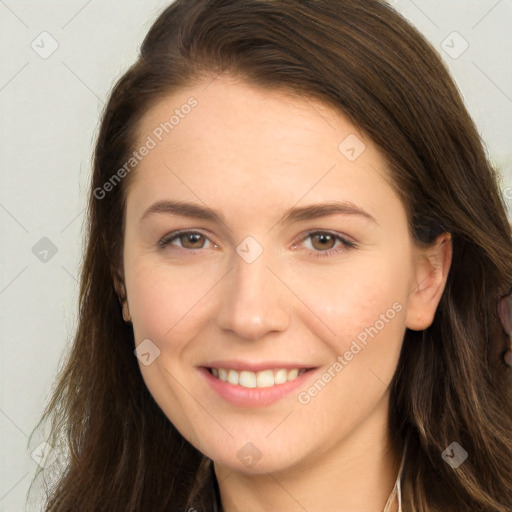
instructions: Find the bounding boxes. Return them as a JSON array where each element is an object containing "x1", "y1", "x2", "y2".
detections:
[{"x1": 195, "y1": 429, "x2": 310, "y2": 475}]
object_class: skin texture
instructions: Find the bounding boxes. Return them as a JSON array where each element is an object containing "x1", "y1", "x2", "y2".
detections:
[{"x1": 118, "y1": 75, "x2": 452, "y2": 512}]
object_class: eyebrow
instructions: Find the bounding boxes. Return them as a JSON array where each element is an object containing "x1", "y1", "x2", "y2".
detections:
[{"x1": 140, "y1": 199, "x2": 378, "y2": 227}]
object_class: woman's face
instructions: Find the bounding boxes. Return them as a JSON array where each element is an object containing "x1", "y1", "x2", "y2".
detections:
[{"x1": 121, "y1": 76, "x2": 451, "y2": 475}]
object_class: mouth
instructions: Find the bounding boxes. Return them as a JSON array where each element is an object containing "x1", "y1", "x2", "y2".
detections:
[
  {"x1": 205, "y1": 366, "x2": 315, "y2": 388},
  {"x1": 199, "y1": 364, "x2": 319, "y2": 407}
]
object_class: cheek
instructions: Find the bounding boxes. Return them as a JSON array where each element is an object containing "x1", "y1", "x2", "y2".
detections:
[
  {"x1": 293, "y1": 270, "x2": 406, "y2": 424},
  {"x1": 125, "y1": 262, "x2": 211, "y2": 433},
  {"x1": 294, "y1": 256, "x2": 407, "y2": 346},
  {"x1": 126, "y1": 258, "x2": 213, "y2": 343},
  {"x1": 128, "y1": 279, "x2": 172, "y2": 344}
]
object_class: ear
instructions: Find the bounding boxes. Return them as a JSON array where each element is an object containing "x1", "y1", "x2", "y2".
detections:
[
  {"x1": 111, "y1": 264, "x2": 127, "y2": 304},
  {"x1": 405, "y1": 232, "x2": 452, "y2": 331},
  {"x1": 111, "y1": 264, "x2": 131, "y2": 323}
]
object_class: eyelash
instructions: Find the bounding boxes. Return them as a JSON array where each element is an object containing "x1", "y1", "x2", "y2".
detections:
[{"x1": 157, "y1": 229, "x2": 357, "y2": 258}]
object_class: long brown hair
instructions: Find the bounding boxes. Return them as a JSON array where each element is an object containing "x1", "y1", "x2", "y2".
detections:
[{"x1": 28, "y1": 1, "x2": 512, "y2": 510}]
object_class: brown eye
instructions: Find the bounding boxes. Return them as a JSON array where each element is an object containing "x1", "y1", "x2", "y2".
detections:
[
  {"x1": 158, "y1": 231, "x2": 214, "y2": 251},
  {"x1": 292, "y1": 230, "x2": 357, "y2": 258},
  {"x1": 310, "y1": 233, "x2": 336, "y2": 251},
  {"x1": 178, "y1": 232, "x2": 206, "y2": 249}
]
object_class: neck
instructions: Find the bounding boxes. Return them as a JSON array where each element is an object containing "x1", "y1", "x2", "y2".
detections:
[{"x1": 214, "y1": 393, "x2": 403, "y2": 512}]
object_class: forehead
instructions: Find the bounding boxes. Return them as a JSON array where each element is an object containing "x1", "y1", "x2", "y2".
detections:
[
  {"x1": 127, "y1": 76, "x2": 402, "y2": 227},
  {"x1": 136, "y1": 76, "x2": 367, "y2": 160}
]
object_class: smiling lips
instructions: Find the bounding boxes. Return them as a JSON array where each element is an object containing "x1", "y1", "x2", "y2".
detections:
[
  {"x1": 200, "y1": 364, "x2": 318, "y2": 407},
  {"x1": 199, "y1": 360, "x2": 318, "y2": 406},
  {"x1": 208, "y1": 367, "x2": 307, "y2": 388}
]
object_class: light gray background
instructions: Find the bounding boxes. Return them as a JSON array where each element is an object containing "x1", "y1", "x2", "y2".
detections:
[{"x1": 1, "y1": 1, "x2": 511, "y2": 510}]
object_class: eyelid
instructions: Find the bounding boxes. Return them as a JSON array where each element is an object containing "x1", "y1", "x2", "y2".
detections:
[
  {"x1": 292, "y1": 229, "x2": 357, "y2": 257},
  {"x1": 157, "y1": 229, "x2": 217, "y2": 250},
  {"x1": 157, "y1": 228, "x2": 357, "y2": 256},
  {"x1": 293, "y1": 229, "x2": 356, "y2": 247}
]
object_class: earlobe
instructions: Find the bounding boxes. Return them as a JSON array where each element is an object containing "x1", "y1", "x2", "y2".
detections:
[
  {"x1": 405, "y1": 232, "x2": 452, "y2": 331},
  {"x1": 122, "y1": 301, "x2": 132, "y2": 323},
  {"x1": 112, "y1": 266, "x2": 126, "y2": 304},
  {"x1": 111, "y1": 265, "x2": 132, "y2": 323}
]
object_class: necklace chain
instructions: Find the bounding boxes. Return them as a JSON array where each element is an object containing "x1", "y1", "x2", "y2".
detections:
[{"x1": 383, "y1": 436, "x2": 408, "y2": 512}]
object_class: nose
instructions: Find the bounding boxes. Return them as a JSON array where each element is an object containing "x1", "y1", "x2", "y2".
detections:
[{"x1": 215, "y1": 246, "x2": 291, "y2": 341}]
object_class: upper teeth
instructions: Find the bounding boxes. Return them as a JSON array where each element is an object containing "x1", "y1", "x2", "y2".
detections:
[{"x1": 211, "y1": 368, "x2": 305, "y2": 388}]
